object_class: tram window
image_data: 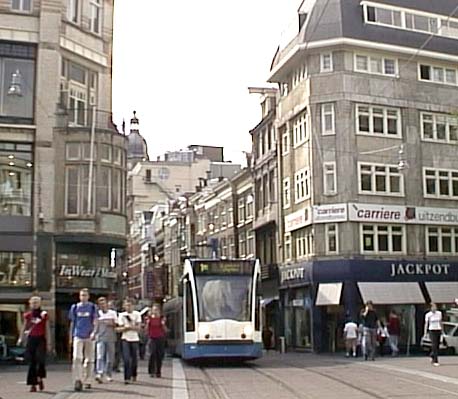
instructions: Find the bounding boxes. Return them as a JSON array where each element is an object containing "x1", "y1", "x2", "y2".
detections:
[
  {"x1": 185, "y1": 280, "x2": 195, "y2": 332},
  {"x1": 255, "y1": 279, "x2": 261, "y2": 331}
]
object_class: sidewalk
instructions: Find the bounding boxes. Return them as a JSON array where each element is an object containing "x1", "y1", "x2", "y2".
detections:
[{"x1": 0, "y1": 360, "x2": 173, "y2": 399}]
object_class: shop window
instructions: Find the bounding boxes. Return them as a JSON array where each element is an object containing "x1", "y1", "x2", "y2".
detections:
[
  {"x1": 0, "y1": 43, "x2": 35, "y2": 124},
  {"x1": 0, "y1": 142, "x2": 33, "y2": 216},
  {"x1": 0, "y1": 252, "x2": 32, "y2": 286}
]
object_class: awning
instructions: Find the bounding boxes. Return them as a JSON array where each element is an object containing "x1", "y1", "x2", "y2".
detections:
[
  {"x1": 316, "y1": 283, "x2": 343, "y2": 306},
  {"x1": 425, "y1": 282, "x2": 458, "y2": 304},
  {"x1": 261, "y1": 297, "x2": 279, "y2": 307},
  {"x1": 358, "y1": 282, "x2": 425, "y2": 305}
]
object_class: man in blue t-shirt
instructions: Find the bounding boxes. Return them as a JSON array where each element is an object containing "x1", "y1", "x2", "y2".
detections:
[{"x1": 69, "y1": 288, "x2": 98, "y2": 392}]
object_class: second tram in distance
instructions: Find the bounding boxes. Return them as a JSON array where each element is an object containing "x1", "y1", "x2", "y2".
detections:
[{"x1": 164, "y1": 258, "x2": 262, "y2": 360}]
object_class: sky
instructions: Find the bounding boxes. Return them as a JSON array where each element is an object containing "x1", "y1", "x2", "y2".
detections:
[{"x1": 111, "y1": 0, "x2": 302, "y2": 166}]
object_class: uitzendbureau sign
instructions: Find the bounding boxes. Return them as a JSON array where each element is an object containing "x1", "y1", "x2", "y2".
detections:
[
  {"x1": 349, "y1": 203, "x2": 458, "y2": 225},
  {"x1": 59, "y1": 265, "x2": 117, "y2": 279}
]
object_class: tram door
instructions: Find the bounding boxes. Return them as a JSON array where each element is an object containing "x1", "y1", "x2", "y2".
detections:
[{"x1": 183, "y1": 277, "x2": 196, "y2": 340}]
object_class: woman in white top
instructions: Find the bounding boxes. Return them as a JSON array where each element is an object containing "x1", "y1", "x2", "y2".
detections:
[
  {"x1": 424, "y1": 303, "x2": 442, "y2": 366},
  {"x1": 117, "y1": 299, "x2": 141, "y2": 384}
]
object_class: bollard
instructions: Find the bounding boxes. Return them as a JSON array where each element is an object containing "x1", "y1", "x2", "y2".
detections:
[{"x1": 279, "y1": 336, "x2": 286, "y2": 353}]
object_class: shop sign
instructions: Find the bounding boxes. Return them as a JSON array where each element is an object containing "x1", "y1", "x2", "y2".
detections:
[
  {"x1": 59, "y1": 265, "x2": 117, "y2": 279},
  {"x1": 390, "y1": 262, "x2": 450, "y2": 277},
  {"x1": 292, "y1": 299, "x2": 304, "y2": 307},
  {"x1": 284, "y1": 207, "x2": 311, "y2": 232},
  {"x1": 313, "y1": 203, "x2": 347, "y2": 223},
  {"x1": 349, "y1": 203, "x2": 458, "y2": 226},
  {"x1": 280, "y1": 266, "x2": 305, "y2": 284}
]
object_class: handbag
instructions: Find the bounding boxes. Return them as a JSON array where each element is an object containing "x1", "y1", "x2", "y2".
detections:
[{"x1": 18, "y1": 325, "x2": 32, "y2": 347}]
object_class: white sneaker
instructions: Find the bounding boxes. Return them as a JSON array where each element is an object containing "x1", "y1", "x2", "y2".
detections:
[
  {"x1": 106, "y1": 377, "x2": 113, "y2": 382},
  {"x1": 434, "y1": 362, "x2": 440, "y2": 366}
]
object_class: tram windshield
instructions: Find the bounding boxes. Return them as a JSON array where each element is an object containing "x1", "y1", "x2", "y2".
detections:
[{"x1": 195, "y1": 275, "x2": 252, "y2": 322}]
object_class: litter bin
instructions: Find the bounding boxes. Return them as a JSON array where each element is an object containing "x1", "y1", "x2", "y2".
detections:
[{"x1": 279, "y1": 336, "x2": 286, "y2": 353}]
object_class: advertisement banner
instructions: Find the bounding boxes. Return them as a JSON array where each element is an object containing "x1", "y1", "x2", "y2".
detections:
[
  {"x1": 313, "y1": 203, "x2": 347, "y2": 223},
  {"x1": 284, "y1": 207, "x2": 312, "y2": 232}
]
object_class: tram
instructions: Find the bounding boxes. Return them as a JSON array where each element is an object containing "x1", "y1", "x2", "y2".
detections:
[{"x1": 163, "y1": 258, "x2": 263, "y2": 360}]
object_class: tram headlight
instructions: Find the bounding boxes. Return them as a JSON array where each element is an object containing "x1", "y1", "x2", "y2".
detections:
[
  {"x1": 243, "y1": 325, "x2": 253, "y2": 336},
  {"x1": 198, "y1": 324, "x2": 210, "y2": 337}
]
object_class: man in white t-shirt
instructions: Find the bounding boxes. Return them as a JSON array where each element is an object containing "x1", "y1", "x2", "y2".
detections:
[
  {"x1": 424, "y1": 303, "x2": 442, "y2": 366},
  {"x1": 344, "y1": 320, "x2": 358, "y2": 357},
  {"x1": 117, "y1": 299, "x2": 141, "y2": 384}
]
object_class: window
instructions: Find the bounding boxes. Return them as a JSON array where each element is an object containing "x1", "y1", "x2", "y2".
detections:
[
  {"x1": 426, "y1": 227, "x2": 458, "y2": 254},
  {"x1": 262, "y1": 174, "x2": 268, "y2": 209},
  {"x1": 90, "y1": 0, "x2": 102, "y2": 34},
  {"x1": 321, "y1": 103, "x2": 335, "y2": 135},
  {"x1": 112, "y1": 169, "x2": 121, "y2": 211},
  {"x1": 100, "y1": 144, "x2": 111, "y2": 162},
  {"x1": 295, "y1": 227, "x2": 314, "y2": 259},
  {"x1": 269, "y1": 170, "x2": 276, "y2": 203},
  {"x1": 326, "y1": 224, "x2": 338, "y2": 254},
  {"x1": 282, "y1": 130, "x2": 290, "y2": 155},
  {"x1": 247, "y1": 233, "x2": 254, "y2": 257},
  {"x1": 65, "y1": 166, "x2": 79, "y2": 215},
  {"x1": 239, "y1": 231, "x2": 247, "y2": 258},
  {"x1": 320, "y1": 53, "x2": 333, "y2": 72},
  {"x1": 359, "y1": 163, "x2": 403, "y2": 196},
  {"x1": 97, "y1": 166, "x2": 111, "y2": 210},
  {"x1": 356, "y1": 105, "x2": 401, "y2": 137},
  {"x1": 0, "y1": 252, "x2": 32, "y2": 286},
  {"x1": 293, "y1": 111, "x2": 307, "y2": 146},
  {"x1": 0, "y1": 43, "x2": 35, "y2": 124},
  {"x1": 246, "y1": 194, "x2": 253, "y2": 219},
  {"x1": 67, "y1": 0, "x2": 79, "y2": 23},
  {"x1": 291, "y1": 64, "x2": 307, "y2": 89},
  {"x1": 294, "y1": 168, "x2": 310, "y2": 203},
  {"x1": 361, "y1": 224, "x2": 405, "y2": 254},
  {"x1": 283, "y1": 177, "x2": 291, "y2": 208},
  {"x1": 363, "y1": 3, "x2": 458, "y2": 39},
  {"x1": 227, "y1": 207, "x2": 234, "y2": 227},
  {"x1": 0, "y1": 142, "x2": 33, "y2": 216},
  {"x1": 238, "y1": 198, "x2": 245, "y2": 224},
  {"x1": 323, "y1": 162, "x2": 336, "y2": 195},
  {"x1": 419, "y1": 64, "x2": 458, "y2": 86},
  {"x1": 421, "y1": 112, "x2": 458, "y2": 143},
  {"x1": 284, "y1": 233, "x2": 292, "y2": 261},
  {"x1": 11, "y1": 0, "x2": 32, "y2": 12},
  {"x1": 423, "y1": 168, "x2": 458, "y2": 199},
  {"x1": 354, "y1": 54, "x2": 397, "y2": 76},
  {"x1": 66, "y1": 143, "x2": 81, "y2": 160}
]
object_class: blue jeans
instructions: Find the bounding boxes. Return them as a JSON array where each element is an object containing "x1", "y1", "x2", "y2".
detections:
[
  {"x1": 121, "y1": 340, "x2": 138, "y2": 381},
  {"x1": 96, "y1": 341, "x2": 115, "y2": 377}
]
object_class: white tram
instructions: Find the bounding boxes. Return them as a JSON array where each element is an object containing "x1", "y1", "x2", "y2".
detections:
[{"x1": 164, "y1": 258, "x2": 263, "y2": 360}]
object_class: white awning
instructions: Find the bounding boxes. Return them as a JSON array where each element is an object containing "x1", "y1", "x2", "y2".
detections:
[
  {"x1": 358, "y1": 282, "x2": 424, "y2": 305},
  {"x1": 425, "y1": 282, "x2": 458, "y2": 304},
  {"x1": 316, "y1": 283, "x2": 343, "y2": 306}
]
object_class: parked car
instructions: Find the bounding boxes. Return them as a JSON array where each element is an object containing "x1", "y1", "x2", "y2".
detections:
[{"x1": 421, "y1": 322, "x2": 458, "y2": 354}]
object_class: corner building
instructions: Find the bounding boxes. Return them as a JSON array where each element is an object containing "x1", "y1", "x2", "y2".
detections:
[
  {"x1": 0, "y1": 0, "x2": 126, "y2": 356},
  {"x1": 271, "y1": 0, "x2": 458, "y2": 352}
]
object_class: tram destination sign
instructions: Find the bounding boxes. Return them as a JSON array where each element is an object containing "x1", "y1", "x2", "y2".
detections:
[{"x1": 193, "y1": 261, "x2": 254, "y2": 275}]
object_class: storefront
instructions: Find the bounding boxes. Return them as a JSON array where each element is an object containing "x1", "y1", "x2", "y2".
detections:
[
  {"x1": 279, "y1": 259, "x2": 458, "y2": 353},
  {"x1": 54, "y1": 242, "x2": 118, "y2": 356}
]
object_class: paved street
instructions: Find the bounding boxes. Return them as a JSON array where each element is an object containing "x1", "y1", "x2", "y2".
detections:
[{"x1": 2, "y1": 353, "x2": 458, "y2": 398}]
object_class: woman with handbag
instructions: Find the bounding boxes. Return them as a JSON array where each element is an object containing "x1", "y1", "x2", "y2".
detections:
[
  {"x1": 17, "y1": 296, "x2": 51, "y2": 392},
  {"x1": 147, "y1": 304, "x2": 167, "y2": 378}
]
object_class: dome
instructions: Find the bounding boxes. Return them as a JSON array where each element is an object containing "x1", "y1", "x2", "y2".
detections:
[{"x1": 127, "y1": 111, "x2": 149, "y2": 162}]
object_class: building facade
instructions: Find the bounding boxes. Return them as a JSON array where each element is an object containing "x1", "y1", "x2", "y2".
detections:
[
  {"x1": 270, "y1": 0, "x2": 458, "y2": 352},
  {"x1": 0, "y1": 0, "x2": 127, "y2": 356}
]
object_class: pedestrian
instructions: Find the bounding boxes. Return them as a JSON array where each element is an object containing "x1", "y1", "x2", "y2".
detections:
[
  {"x1": 17, "y1": 296, "x2": 51, "y2": 392},
  {"x1": 424, "y1": 302, "x2": 442, "y2": 366},
  {"x1": 387, "y1": 310, "x2": 401, "y2": 356},
  {"x1": 377, "y1": 321, "x2": 389, "y2": 356},
  {"x1": 69, "y1": 288, "x2": 98, "y2": 392},
  {"x1": 94, "y1": 297, "x2": 117, "y2": 383},
  {"x1": 262, "y1": 326, "x2": 274, "y2": 351},
  {"x1": 343, "y1": 318, "x2": 358, "y2": 358},
  {"x1": 117, "y1": 298, "x2": 141, "y2": 384},
  {"x1": 361, "y1": 301, "x2": 380, "y2": 361},
  {"x1": 147, "y1": 303, "x2": 167, "y2": 378}
]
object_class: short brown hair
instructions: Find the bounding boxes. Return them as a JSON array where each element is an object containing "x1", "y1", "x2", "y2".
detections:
[{"x1": 97, "y1": 297, "x2": 107, "y2": 304}]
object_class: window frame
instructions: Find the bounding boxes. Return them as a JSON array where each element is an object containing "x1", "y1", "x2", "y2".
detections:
[
  {"x1": 360, "y1": 224, "x2": 406, "y2": 254},
  {"x1": 294, "y1": 167, "x2": 310, "y2": 204},
  {"x1": 11, "y1": 0, "x2": 32, "y2": 12},
  {"x1": 321, "y1": 103, "x2": 335, "y2": 135},
  {"x1": 358, "y1": 162, "x2": 404, "y2": 196},
  {"x1": 418, "y1": 63, "x2": 458, "y2": 87},
  {"x1": 283, "y1": 177, "x2": 291, "y2": 209},
  {"x1": 421, "y1": 112, "x2": 458, "y2": 144},
  {"x1": 67, "y1": 0, "x2": 79, "y2": 24},
  {"x1": 323, "y1": 161, "x2": 337, "y2": 195},
  {"x1": 282, "y1": 130, "x2": 290, "y2": 155},
  {"x1": 423, "y1": 167, "x2": 458, "y2": 199},
  {"x1": 320, "y1": 53, "x2": 333, "y2": 73},
  {"x1": 89, "y1": 0, "x2": 102, "y2": 34},
  {"x1": 325, "y1": 223, "x2": 339, "y2": 254},
  {"x1": 284, "y1": 233, "x2": 292, "y2": 261},
  {"x1": 426, "y1": 226, "x2": 458, "y2": 255},
  {"x1": 354, "y1": 53, "x2": 398, "y2": 77},
  {"x1": 292, "y1": 111, "x2": 308, "y2": 147},
  {"x1": 356, "y1": 104, "x2": 402, "y2": 138}
]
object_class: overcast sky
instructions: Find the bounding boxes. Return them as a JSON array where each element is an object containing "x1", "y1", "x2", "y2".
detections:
[{"x1": 111, "y1": 0, "x2": 301, "y2": 165}]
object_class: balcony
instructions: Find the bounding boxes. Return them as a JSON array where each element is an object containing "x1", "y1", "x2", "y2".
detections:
[{"x1": 55, "y1": 107, "x2": 124, "y2": 135}]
